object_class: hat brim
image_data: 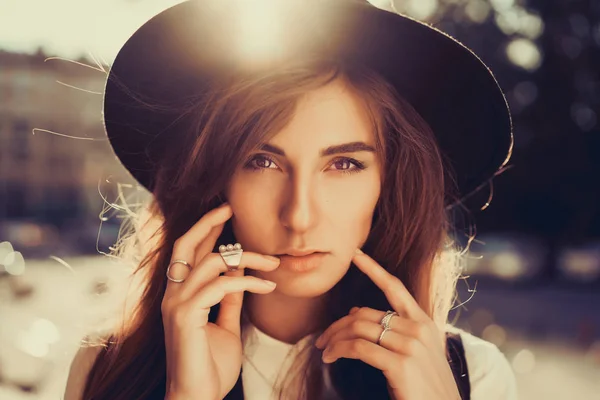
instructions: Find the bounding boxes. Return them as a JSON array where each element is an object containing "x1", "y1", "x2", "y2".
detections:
[{"x1": 103, "y1": 0, "x2": 513, "y2": 205}]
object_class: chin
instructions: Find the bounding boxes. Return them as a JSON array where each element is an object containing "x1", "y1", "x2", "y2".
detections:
[
  {"x1": 271, "y1": 279, "x2": 335, "y2": 298},
  {"x1": 258, "y1": 261, "x2": 349, "y2": 298}
]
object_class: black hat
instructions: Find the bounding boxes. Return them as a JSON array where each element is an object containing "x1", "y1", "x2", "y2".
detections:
[{"x1": 103, "y1": 0, "x2": 513, "y2": 207}]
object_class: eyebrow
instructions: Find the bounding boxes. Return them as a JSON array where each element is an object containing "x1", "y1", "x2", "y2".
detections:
[{"x1": 259, "y1": 141, "x2": 376, "y2": 157}]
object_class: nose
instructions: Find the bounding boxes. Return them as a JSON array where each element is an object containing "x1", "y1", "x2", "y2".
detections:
[{"x1": 279, "y1": 172, "x2": 318, "y2": 234}]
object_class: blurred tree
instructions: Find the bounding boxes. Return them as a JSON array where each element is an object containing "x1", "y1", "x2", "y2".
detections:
[{"x1": 375, "y1": 0, "x2": 600, "y2": 280}]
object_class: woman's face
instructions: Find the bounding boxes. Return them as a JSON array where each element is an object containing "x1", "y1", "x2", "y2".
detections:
[{"x1": 226, "y1": 79, "x2": 382, "y2": 297}]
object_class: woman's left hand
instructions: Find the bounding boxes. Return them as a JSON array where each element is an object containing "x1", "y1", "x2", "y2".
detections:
[{"x1": 315, "y1": 249, "x2": 461, "y2": 400}]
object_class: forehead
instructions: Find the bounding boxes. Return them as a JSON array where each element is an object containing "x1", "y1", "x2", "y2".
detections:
[{"x1": 268, "y1": 79, "x2": 374, "y2": 153}]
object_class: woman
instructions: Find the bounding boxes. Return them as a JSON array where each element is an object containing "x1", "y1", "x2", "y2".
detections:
[{"x1": 64, "y1": 0, "x2": 516, "y2": 399}]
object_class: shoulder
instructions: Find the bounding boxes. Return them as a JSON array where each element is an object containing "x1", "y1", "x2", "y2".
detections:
[
  {"x1": 446, "y1": 325, "x2": 519, "y2": 400},
  {"x1": 63, "y1": 345, "x2": 104, "y2": 400}
]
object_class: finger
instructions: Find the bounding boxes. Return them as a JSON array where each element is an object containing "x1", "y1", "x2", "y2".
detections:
[
  {"x1": 352, "y1": 250, "x2": 427, "y2": 321},
  {"x1": 178, "y1": 252, "x2": 280, "y2": 300},
  {"x1": 349, "y1": 307, "x2": 404, "y2": 328},
  {"x1": 217, "y1": 247, "x2": 267, "y2": 337},
  {"x1": 191, "y1": 275, "x2": 277, "y2": 337},
  {"x1": 315, "y1": 314, "x2": 353, "y2": 348},
  {"x1": 216, "y1": 266, "x2": 245, "y2": 337},
  {"x1": 316, "y1": 308, "x2": 412, "y2": 348},
  {"x1": 193, "y1": 221, "x2": 226, "y2": 266},
  {"x1": 320, "y1": 319, "x2": 424, "y2": 357},
  {"x1": 316, "y1": 307, "x2": 383, "y2": 347},
  {"x1": 165, "y1": 203, "x2": 232, "y2": 295},
  {"x1": 322, "y1": 338, "x2": 396, "y2": 374}
]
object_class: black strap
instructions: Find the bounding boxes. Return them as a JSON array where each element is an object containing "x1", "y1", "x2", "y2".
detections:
[
  {"x1": 226, "y1": 368, "x2": 244, "y2": 400},
  {"x1": 446, "y1": 331, "x2": 471, "y2": 400}
]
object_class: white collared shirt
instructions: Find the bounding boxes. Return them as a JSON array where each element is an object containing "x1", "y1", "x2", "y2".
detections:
[{"x1": 241, "y1": 323, "x2": 518, "y2": 400}]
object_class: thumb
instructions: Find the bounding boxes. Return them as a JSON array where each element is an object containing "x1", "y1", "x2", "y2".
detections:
[{"x1": 215, "y1": 267, "x2": 245, "y2": 338}]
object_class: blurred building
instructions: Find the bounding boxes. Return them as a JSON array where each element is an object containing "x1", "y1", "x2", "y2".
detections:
[{"x1": 0, "y1": 49, "x2": 135, "y2": 227}]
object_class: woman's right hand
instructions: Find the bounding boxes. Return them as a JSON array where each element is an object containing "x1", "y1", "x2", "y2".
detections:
[{"x1": 161, "y1": 203, "x2": 280, "y2": 400}]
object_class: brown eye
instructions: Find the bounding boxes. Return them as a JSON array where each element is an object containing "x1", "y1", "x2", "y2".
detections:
[
  {"x1": 333, "y1": 159, "x2": 352, "y2": 170},
  {"x1": 328, "y1": 157, "x2": 366, "y2": 175},
  {"x1": 254, "y1": 156, "x2": 272, "y2": 168},
  {"x1": 244, "y1": 154, "x2": 279, "y2": 171}
]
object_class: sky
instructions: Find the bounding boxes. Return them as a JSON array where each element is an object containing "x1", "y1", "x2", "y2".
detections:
[{"x1": 0, "y1": 0, "x2": 185, "y2": 61}]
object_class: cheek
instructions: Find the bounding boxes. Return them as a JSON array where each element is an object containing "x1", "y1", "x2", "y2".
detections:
[
  {"x1": 324, "y1": 176, "x2": 380, "y2": 241},
  {"x1": 226, "y1": 175, "x2": 278, "y2": 245}
]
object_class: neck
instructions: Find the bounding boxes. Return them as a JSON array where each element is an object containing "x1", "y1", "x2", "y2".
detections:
[{"x1": 245, "y1": 289, "x2": 327, "y2": 345}]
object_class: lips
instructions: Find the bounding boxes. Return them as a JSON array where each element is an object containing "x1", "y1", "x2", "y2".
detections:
[
  {"x1": 276, "y1": 250, "x2": 324, "y2": 257},
  {"x1": 277, "y1": 252, "x2": 326, "y2": 272}
]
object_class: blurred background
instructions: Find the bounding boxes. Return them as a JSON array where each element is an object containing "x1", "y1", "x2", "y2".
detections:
[{"x1": 0, "y1": 0, "x2": 599, "y2": 398}]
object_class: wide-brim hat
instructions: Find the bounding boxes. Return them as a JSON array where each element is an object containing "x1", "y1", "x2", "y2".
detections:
[{"x1": 103, "y1": 0, "x2": 513, "y2": 208}]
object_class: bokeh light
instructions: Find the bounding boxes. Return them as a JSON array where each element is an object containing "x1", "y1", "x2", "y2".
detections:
[
  {"x1": 512, "y1": 80, "x2": 539, "y2": 108},
  {"x1": 403, "y1": 0, "x2": 440, "y2": 21},
  {"x1": 557, "y1": 244, "x2": 600, "y2": 282},
  {"x1": 512, "y1": 349, "x2": 536, "y2": 374},
  {"x1": 491, "y1": 251, "x2": 526, "y2": 279},
  {"x1": 0, "y1": 241, "x2": 15, "y2": 266},
  {"x1": 4, "y1": 250, "x2": 25, "y2": 276},
  {"x1": 482, "y1": 324, "x2": 508, "y2": 347},
  {"x1": 570, "y1": 102, "x2": 598, "y2": 131},
  {"x1": 561, "y1": 36, "x2": 584, "y2": 59},
  {"x1": 16, "y1": 318, "x2": 61, "y2": 358},
  {"x1": 489, "y1": 0, "x2": 516, "y2": 12},
  {"x1": 366, "y1": 0, "x2": 392, "y2": 10},
  {"x1": 569, "y1": 14, "x2": 590, "y2": 38},
  {"x1": 506, "y1": 38, "x2": 543, "y2": 71},
  {"x1": 465, "y1": 0, "x2": 492, "y2": 24}
]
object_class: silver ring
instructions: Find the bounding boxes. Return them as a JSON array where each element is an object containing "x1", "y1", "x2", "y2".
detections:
[
  {"x1": 377, "y1": 327, "x2": 391, "y2": 345},
  {"x1": 219, "y1": 243, "x2": 243, "y2": 272},
  {"x1": 166, "y1": 259, "x2": 192, "y2": 283},
  {"x1": 380, "y1": 310, "x2": 397, "y2": 330}
]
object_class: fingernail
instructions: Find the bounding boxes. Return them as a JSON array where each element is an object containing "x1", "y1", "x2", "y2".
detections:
[
  {"x1": 264, "y1": 255, "x2": 280, "y2": 263},
  {"x1": 355, "y1": 248, "x2": 363, "y2": 254},
  {"x1": 315, "y1": 336, "x2": 323, "y2": 348},
  {"x1": 261, "y1": 280, "x2": 277, "y2": 288},
  {"x1": 322, "y1": 354, "x2": 334, "y2": 363}
]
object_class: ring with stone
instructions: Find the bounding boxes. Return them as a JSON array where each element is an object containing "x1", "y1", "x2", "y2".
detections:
[
  {"x1": 379, "y1": 310, "x2": 398, "y2": 330},
  {"x1": 219, "y1": 243, "x2": 243, "y2": 272}
]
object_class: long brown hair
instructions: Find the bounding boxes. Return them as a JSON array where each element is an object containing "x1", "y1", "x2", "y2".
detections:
[{"x1": 82, "y1": 59, "x2": 465, "y2": 399}]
